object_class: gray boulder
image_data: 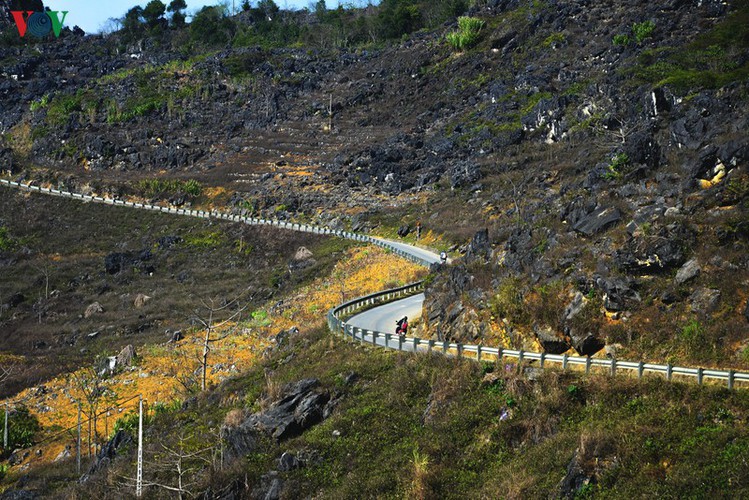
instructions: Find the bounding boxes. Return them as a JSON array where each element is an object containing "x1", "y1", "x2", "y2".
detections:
[
  {"x1": 533, "y1": 325, "x2": 570, "y2": 354},
  {"x1": 675, "y1": 258, "x2": 701, "y2": 284},
  {"x1": 222, "y1": 379, "x2": 331, "y2": 461},
  {"x1": 689, "y1": 288, "x2": 721, "y2": 315},
  {"x1": 573, "y1": 207, "x2": 621, "y2": 237}
]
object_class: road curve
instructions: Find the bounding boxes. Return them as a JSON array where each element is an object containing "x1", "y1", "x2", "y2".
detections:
[
  {"x1": 5, "y1": 180, "x2": 749, "y2": 388},
  {"x1": 348, "y1": 293, "x2": 425, "y2": 335}
]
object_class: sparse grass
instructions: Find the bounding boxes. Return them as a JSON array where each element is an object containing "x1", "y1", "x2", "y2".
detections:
[
  {"x1": 446, "y1": 17, "x2": 485, "y2": 51},
  {"x1": 136, "y1": 178, "x2": 203, "y2": 199},
  {"x1": 629, "y1": 4, "x2": 749, "y2": 92},
  {"x1": 58, "y1": 327, "x2": 749, "y2": 498}
]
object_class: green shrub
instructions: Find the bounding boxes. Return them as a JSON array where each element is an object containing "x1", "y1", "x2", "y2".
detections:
[
  {"x1": 613, "y1": 20, "x2": 654, "y2": 46},
  {"x1": 490, "y1": 277, "x2": 527, "y2": 325},
  {"x1": 613, "y1": 33, "x2": 631, "y2": 46},
  {"x1": 30, "y1": 94, "x2": 50, "y2": 112},
  {"x1": 604, "y1": 153, "x2": 630, "y2": 180},
  {"x1": 0, "y1": 406, "x2": 41, "y2": 455},
  {"x1": 633, "y1": 20, "x2": 655, "y2": 44},
  {"x1": 446, "y1": 16, "x2": 485, "y2": 51},
  {"x1": 136, "y1": 178, "x2": 203, "y2": 198},
  {"x1": 113, "y1": 410, "x2": 151, "y2": 436},
  {"x1": 0, "y1": 226, "x2": 14, "y2": 251}
]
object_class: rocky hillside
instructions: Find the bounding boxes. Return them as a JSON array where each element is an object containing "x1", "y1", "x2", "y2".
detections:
[
  {"x1": 1, "y1": 0, "x2": 749, "y2": 496},
  {"x1": 2, "y1": 0, "x2": 748, "y2": 362}
]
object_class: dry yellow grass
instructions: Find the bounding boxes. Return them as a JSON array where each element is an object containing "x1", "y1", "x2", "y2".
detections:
[{"x1": 1, "y1": 245, "x2": 423, "y2": 471}]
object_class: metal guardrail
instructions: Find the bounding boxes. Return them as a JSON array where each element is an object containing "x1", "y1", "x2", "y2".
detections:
[
  {"x1": 0, "y1": 179, "x2": 433, "y2": 266},
  {"x1": 329, "y1": 294, "x2": 749, "y2": 389},
  {"x1": 3, "y1": 178, "x2": 747, "y2": 389}
]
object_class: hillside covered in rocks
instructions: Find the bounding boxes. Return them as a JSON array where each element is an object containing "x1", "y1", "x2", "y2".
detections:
[
  {"x1": 1, "y1": 0, "x2": 749, "y2": 496},
  {"x1": 3, "y1": 0, "x2": 747, "y2": 366}
]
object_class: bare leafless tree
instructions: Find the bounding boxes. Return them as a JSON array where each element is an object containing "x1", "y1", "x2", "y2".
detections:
[
  {"x1": 193, "y1": 297, "x2": 248, "y2": 391},
  {"x1": 121, "y1": 432, "x2": 215, "y2": 499}
]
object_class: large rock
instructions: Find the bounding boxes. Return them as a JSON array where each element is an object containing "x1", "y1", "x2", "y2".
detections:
[
  {"x1": 563, "y1": 292, "x2": 605, "y2": 356},
  {"x1": 595, "y1": 276, "x2": 640, "y2": 312},
  {"x1": 533, "y1": 324, "x2": 570, "y2": 354},
  {"x1": 293, "y1": 247, "x2": 313, "y2": 261},
  {"x1": 689, "y1": 288, "x2": 721, "y2": 315},
  {"x1": 116, "y1": 345, "x2": 136, "y2": 367},
  {"x1": 222, "y1": 379, "x2": 331, "y2": 461},
  {"x1": 81, "y1": 430, "x2": 133, "y2": 482},
  {"x1": 614, "y1": 225, "x2": 691, "y2": 274},
  {"x1": 133, "y1": 294, "x2": 151, "y2": 308},
  {"x1": 449, "y1": 160, "x2": 481, "y2": 189},
  {"x1": 465, "y1": 228, "x2": 491, "y2": 263},
  {"x1": 84, "y1": 302, "x2": 103, "y2": 318},
  {"x1": 572, "y1": 207, "x2": 621, "y2": 237},
  {"x1": 675, "y1": 258, "x2": 701, "y2": 285}
]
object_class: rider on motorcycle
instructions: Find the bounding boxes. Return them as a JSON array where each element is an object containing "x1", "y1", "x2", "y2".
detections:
[{"x1": 396, "y1": 316, "x2": 408, "y2": 335}]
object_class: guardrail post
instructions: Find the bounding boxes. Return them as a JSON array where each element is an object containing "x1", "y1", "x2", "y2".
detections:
[
  {"x1": 359, "y1": 328, "x2": 365, "y2": 345},
  {"x1": 372, "y1": 331, "x2": 377, "y2": 347},
  {"x1": 697, "y1": 367, "x2": 704, "y2": 386},
  {"x1": 586, "y1": 356, "x2": 591, "y2": 374},
  {"x1": 476, "y1": 345, "x2": 482, "y2": 362},
  {"x1": 539, "y1": 352, "x2": 545, "y2": 368},
  {"x1": 398, "y1": 335, "x2": 403, "y2": 351},
  {"x1": 428, "y1": 340, "x2": 434, "y2": 354},
  {"x1": 457, "y1": 344, "x2": 463, "y2": 358},
  {"x1": 413, "y1": 338, "x2": 419, "y2": 353},
  {"x1": 562, "y1": 354, "x2": 568, "y2": 371},
  {"x1": 443, "y1": 341, "x2": 448, "y2": 354},
  {"x1": 518, "y1": 350, "x2": 524, "y2": 364},
  {"x1": 638, "y1": 361, "x2": 644, "y2": 380},
  {"x1": 385, "y1": 333, "x2": 391, "y2": 349},
  {"x1": 498, "y1": 348, "x2": 503, "y2": 363},
  {"x1": 666, "y1": 364, "x2": 673, "y2": 382},
  {"x1": 728, "y1": 370, "x2": 735, "y2": 390},
  {"x1": 610, "y1": 359, "x2": 616, "y2": 377}
]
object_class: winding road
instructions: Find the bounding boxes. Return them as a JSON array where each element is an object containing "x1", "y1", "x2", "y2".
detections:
[{"x1": 2, "y1": 178, "x2": 748, "y2": 389}]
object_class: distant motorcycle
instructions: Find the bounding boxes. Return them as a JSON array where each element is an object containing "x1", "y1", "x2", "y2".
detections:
[{"x1": 395, "y1": 316, "x2": 408, "y2": 335}]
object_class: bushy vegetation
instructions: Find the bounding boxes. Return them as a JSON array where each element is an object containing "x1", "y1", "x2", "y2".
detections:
[
  {"x1": 61, "y1": 325, "x2": 749, "y2": 498},
  {"x1": 613, "y1": 20, "x2": 655, "y2": 46},
  {"x1": 0, "y1": 407, "x2": 41, "y2": 457},
  {"x1": 0, "y1": 226, "x2": 14, "y2": 251},
  {"x1": 446, "y1": 16, "x2": 485, "y2": 51},
  {"x1": 114, "y1": 0, "x2": 469, "y2": 50},
  {"x1": 631, "y1": 3, "x2": 749, "y2": 92},
  {"x1": 136, "y1": 178, "x2": 202, "y2": 199}
]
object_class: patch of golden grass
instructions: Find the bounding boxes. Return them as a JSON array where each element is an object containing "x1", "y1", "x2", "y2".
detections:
[{"x1": 1, "y1": 245, "x2": 423, "y2": 471}]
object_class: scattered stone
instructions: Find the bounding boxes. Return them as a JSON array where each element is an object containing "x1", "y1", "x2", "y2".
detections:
[
  {"x1": 278, "y1": 452, "x2": 300, "y2": 472},
  {"x1": 689, "y1": 288, "x2": 721, "y2": 315},
  {"x1": 116, "y1": 345, "x2": 136, "y2": 368},
  {"x1": 572, "y1": 207, "x2": 621, "y2": 237},
  {"x1": 133, "y1": 294, "x2": 151, "y2": 308},
  {"x1": 533, "y1": 324, "x2": 570, "y2": 354},
  {"x1": 293, "y1": 246, "x2": 314, "y2": 261},
  {"x1": 675, "y1": 258, "x2": 701, "y2": 284},
  {"x1": 397, "y1": 225, "x2": 411, "y2": 237},
  {"x1": 84, "y1": 302, "x2": 104, "y2": 318},
  {"x1": 81, "y1": 430, "x2": 133, "y2": 482},
  {"x1": 744, "y1": 301, "x2": 749, "y2": 323}
]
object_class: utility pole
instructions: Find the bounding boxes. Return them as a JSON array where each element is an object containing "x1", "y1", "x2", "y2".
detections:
[
  {"x1": 76, "y1": 403, "x2": 81, "y2": 474},
  {"x1": 328, "y1": 94, "x2": 333, "y2": 132},
  {"x1": 3, "y1": 403, "x2": 8, "y2": 450},
  {"x1": 137, "y1": 395, "x2": 143, "y2": 497}
]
